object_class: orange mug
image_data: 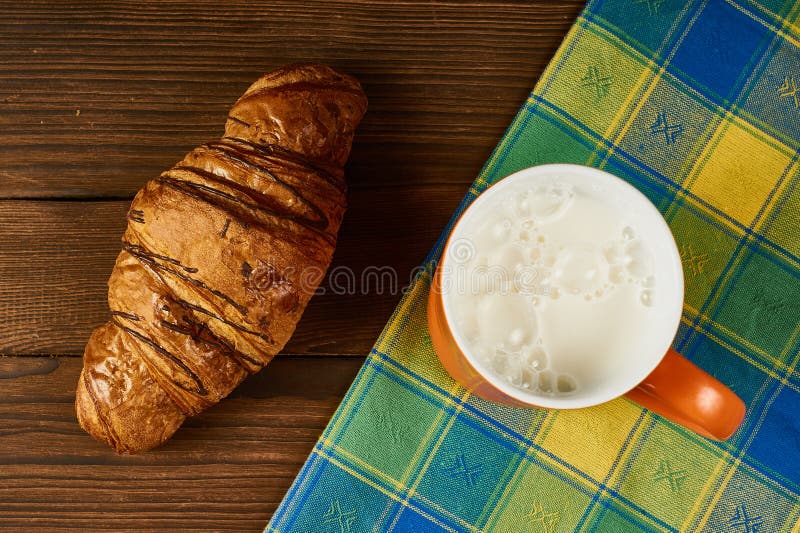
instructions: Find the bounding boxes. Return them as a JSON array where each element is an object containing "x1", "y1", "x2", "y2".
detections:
[{"x1": 427, "y1": 164, "x2": 745, "y2": 440}]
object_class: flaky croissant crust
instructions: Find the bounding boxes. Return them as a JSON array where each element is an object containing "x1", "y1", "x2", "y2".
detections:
[{"x1": 76, "y1": 64, "x2": 367, "y2": 453}]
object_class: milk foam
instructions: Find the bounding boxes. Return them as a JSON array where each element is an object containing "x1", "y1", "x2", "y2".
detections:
[{"x1": 447, "y1": 180, "x2": 658, "y2": 398}]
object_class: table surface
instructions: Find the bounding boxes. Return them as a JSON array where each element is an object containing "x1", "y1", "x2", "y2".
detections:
[{"x1": 0, "y1": 1, "x2": 583, "y2": 530}]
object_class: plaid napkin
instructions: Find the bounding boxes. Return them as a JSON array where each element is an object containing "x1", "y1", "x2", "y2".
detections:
[{"x1": 268, "y1": 0, "x2": 800, "y2": 531}]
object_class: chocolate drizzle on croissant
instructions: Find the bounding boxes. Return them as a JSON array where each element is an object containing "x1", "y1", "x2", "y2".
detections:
[{"x1": 75, "y1": 64, "x2": 367, "y2": 453}]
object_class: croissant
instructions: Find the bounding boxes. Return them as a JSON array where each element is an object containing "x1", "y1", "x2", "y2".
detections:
[{"x1": 75, "y1": 63, "x2": 367, "y2": 453}]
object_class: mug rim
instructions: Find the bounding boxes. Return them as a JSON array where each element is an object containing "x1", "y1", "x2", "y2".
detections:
[{"x1": 438, "y1": 163, "x2": 685, "y2": 409}]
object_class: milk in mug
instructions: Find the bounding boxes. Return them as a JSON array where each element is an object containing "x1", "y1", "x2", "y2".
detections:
[{"x1": 444, "y1": 175, "x2": 661, "y2": 399}]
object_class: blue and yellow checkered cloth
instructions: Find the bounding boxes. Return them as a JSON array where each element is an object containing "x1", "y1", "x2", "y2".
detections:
[{"x1": 267, "y1": 0, "x2": 800, "y2": 530}]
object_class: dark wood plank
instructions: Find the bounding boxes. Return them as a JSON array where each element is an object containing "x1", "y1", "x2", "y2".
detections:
[
  {"x1": 0, "y1": 0, "x2": 583, "y2": 199},
  {"x1": 0, "y1": 355, "x2": 364, "y2": 530},
  {"x1": 0, "y1": 184, "x2": 463, "y2": 356}
]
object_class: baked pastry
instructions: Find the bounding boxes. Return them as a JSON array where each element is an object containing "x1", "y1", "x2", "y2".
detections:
[{"x1": 75, "y1": 63, "x2": 367, "y2": 453}]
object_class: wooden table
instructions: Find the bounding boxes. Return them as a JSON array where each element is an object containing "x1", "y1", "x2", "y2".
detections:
[{"x1": 0, "y1": 1, "x2": 583, "y2": 530}]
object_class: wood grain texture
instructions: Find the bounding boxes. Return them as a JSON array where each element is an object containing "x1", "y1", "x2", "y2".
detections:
[
  {"x1": 0, "y1": 185, "x2": 462, "y2": 356},
  {"x1": 0, "y1": 355, "x2": 364, "y2": 530},
  {"x1": 0, "y1": 0, "x2": 582, "y2": 199}
]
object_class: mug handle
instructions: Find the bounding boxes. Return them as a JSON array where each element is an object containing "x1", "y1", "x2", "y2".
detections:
[{"x1": 624, "y1": 349, "x2": 746, "y2": 440}]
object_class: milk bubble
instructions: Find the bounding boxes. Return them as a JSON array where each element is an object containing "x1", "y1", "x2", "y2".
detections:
[
  {"x1": 525, "y1": 346, "x2": 549, "y2": 370},
  {"x1": 489, "y1": 348, "x2": 509, "y2": 374},
  {"x1": 538, "y1": 370, "x2": 554, "y2": 393},
  {"x1": 557, "y1": 374, "x2": 577, "y2": 393},
  {"x1": 502, "y1": 357, "x2": 522, "y2": 387},
  {"x1": 508, "y1": 328, "x2": 526, "y2": 347},
  {"x1": 552, "y1": 246, "x2": 608, "y2": 293},
  {"x1": 528, "y1": 183, "x2": 575, "y2": 221},
  {"x1": 640, "y1": 289, "x2": 654, "y2": 307},
  {"x1": 603, "y1": 242, "x2": 626, "y2": 264},
  {"x1": 520, "y1": 368, "x2": 535, "y2": 389},
  {"x1": 476, "y1": 292, "x2": 535, "y2": 347},
  {"x1": 622, "y1": 226, "x2": 636, "y2": 240},
  {"x1": 624, "y1": 240, "x2": 653, "y2": 279}
]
